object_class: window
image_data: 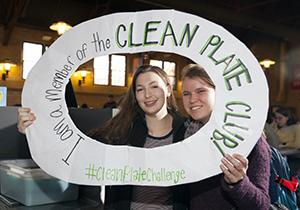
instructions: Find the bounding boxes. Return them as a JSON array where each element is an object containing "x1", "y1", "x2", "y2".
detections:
[
  {"x1": 150, "y1": 59, "x2": 176, "y2": 89},
  {"x1": 94, "y1": 55, "x2": 109, "y2": 85},
  {"x1": 22, "y1": 42, "x2": 44, "y2": 79},
  {"x1": 94, "y1": 55, "x2": 126, "y2": 86}
]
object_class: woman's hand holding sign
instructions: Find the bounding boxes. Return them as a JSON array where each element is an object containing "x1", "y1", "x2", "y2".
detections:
[
  {"x1": 17, "y1": 107, "x2": 36, "y2": 134},
  {"x1": 220, "y1": 153, "x2": 249, "y2": 185}
]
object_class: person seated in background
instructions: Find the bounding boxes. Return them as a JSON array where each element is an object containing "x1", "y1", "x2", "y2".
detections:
[
  {"x1": 102, "y1": 94, "x2": 117, "y2": 108},
  {"x1": 81, "y1": 103, "x2": 89, "y2": 108},
  {"x1": 273, "y1": 107, "x2": 300, "y2": 149},
  {"x1": 264, "y1": 109, "x2": 281, "y2": 149}
]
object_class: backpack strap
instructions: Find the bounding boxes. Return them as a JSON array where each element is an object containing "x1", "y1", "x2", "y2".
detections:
[{"x1": 276, "y1": 176, "x2": 299, "y2": 192}]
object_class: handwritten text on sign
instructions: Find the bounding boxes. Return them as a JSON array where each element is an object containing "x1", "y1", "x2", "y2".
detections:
[{"x1": 22, "y1": 10, "x2": 268, "y2": 186}]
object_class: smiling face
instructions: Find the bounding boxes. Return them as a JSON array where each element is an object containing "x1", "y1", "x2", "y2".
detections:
[
  {"x1": 135, "y1": 71, "x2": 171, "y2": 118},
  {"x1": 182, "y1": 77, "x2": 215, "y2": 123}
]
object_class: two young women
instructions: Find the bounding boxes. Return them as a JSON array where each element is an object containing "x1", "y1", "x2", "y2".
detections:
[{"x1": 18, "y1": 64, "x2": 270, "y2": 210}]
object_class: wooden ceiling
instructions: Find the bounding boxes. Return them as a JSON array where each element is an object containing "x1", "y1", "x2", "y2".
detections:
[{"x1": 1, "y1": 0, "x2": 300, "y2": 45}]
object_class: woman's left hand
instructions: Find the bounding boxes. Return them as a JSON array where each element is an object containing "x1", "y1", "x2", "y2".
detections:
[{"x1": 220, "y1": 153, "x2": 249, "y2": 185}]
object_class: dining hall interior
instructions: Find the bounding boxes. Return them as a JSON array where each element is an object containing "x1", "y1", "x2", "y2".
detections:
[
  {"x1": 0, "y1": 0, "x2": 300, "y2": 209},
  {"x1": 0, "y1": 0, "x2": 299, "y2": 114}
]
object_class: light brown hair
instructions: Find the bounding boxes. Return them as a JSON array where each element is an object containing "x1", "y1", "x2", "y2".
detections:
[{"x1": 181, "y1": 64, "x2": 215, "y2": 88}]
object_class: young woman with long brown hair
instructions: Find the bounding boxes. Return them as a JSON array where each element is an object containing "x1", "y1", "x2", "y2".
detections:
[{"x1": 18, "y1": 65, "x2": 188, "y2": 210}]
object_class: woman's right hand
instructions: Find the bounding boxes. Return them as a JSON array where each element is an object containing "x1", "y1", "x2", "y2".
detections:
[
  {"x1": 220, "y1": 153, "x2": 248, "y2": 185},
  {"x1": 17, "y1": 107, "x2": 36, "y2": 134}
]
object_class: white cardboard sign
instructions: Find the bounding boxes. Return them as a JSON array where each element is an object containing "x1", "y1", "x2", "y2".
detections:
[{"x1": 22, "y1": 10, "x2": 268, "y2": 186}]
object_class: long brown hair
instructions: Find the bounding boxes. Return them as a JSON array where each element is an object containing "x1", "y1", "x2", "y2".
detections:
[{"x1": 93, "y1": 65, "x2": 178, "y2": 144}]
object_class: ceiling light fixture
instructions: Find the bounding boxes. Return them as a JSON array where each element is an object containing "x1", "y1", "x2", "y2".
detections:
[
  {"x1": 50, "y1": 21, "x2": 72, "y2": 35},
  {"x1": 259, "y1": 59, "x2": 276, "y2": 69}
]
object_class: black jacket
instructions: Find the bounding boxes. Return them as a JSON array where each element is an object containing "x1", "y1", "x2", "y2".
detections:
[{"x1": 104, "y1": 113, "x2": 188, "y2": 210}]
